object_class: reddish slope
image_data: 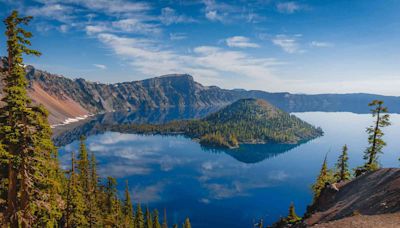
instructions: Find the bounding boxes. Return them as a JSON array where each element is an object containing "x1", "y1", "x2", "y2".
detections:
[
  {"x1": 28, "y1": 82, "x2": 88, "y2": 125},
  {"x1": 305, "y1": 168, "x2": 400, "y2": 226}
]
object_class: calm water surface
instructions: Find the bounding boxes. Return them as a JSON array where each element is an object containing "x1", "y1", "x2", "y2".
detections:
[{"x1": 58, "y1": 112, "x2": 400, "y2": 227}]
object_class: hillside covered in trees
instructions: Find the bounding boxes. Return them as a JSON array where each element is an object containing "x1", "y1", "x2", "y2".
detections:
[{"x1": 109, "y1": 99, "x2": 323, "y2": 148}]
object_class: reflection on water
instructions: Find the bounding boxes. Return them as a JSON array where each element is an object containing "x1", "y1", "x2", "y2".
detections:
[
  {"x1": 58, "y1": 112, "x2": 400, "y2": 228},
  {"x1": 202, "y1": 143, "x2": 304, "y2": 164},
  {"x1": 53, "y1": 106, "x2": 219, "y2": 146}
]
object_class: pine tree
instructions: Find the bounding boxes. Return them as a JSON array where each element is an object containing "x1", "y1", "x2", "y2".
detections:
[
  {"x1": 162, "y1": 208, "x2": 168, "y2": 228},
  {"x1": 311, "y1": 155, "x2": 333, "y2": 202},
  {"x1": 135, "y1": 203, "x2": 145, "y2": 228},
  {"x1": 65, "y1": 152, "x2": 88, "y2": 227},
  {"x1": 78, "y1": 136, "x2": 90, "y2": 194},
  {"x1": 287, "y1": 202, "x2": 301, "y2": 223},
  {"x1": 357, "y1": 100, "x2": 390, "y2": 175},
  {"x1": 0, "y1": 10, "x2": 63, "y2": 227},
  {"x1": 145, "y1": 206, "x2": 153, "y2": 228},
  {"x1": 104, "y1": 176, "x2": 118, "y2": 226},
  {"x1": 183, "y1": 217, "x2": 191, "y2": 228},
  {"x1": 152, "y1": 209, "x2": 161, "y2": 228},
  {"x1": 334, "y1": 145, "x2": 351, "y2": 182},
  {"x1": 88, "y1": 150, "x2": 101, "y2": 227},
  {"x1": 123, "y1": 180, "x2": 134, "y2": 227}
]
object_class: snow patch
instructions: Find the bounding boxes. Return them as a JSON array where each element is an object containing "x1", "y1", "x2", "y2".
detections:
[{"x1": 51, "y1": 114, "x2": 94, "y2": 128}]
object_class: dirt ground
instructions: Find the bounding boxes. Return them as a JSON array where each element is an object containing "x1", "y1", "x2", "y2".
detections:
[{"x1": 311, "y1": 213, "x2": 400, "y2": 228}]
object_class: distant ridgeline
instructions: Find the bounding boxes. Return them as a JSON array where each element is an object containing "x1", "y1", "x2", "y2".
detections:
[
  {"x1": 107, "y1": 99, "x2": 323, "y2": 148},
  {"x1": 1, "y1": 61, "x2": 400, "y2": 126}
]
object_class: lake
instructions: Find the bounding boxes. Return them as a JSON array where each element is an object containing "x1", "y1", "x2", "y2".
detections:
[{"x1": 57, "y1": 112, "x2": 400, "y2": 227}]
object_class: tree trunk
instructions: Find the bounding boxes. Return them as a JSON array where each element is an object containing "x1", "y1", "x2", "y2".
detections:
[
  {"x1": 20, "y1": 158, "x2": 30, "y2": 228},
  {"x1": 368, "y1": 107, "x2": 381, "y2": 165},
  {"x1": 7, "y1": 164, "x2": 18, "y2": 228}
]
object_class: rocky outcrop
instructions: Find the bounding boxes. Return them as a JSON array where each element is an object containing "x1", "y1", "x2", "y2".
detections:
[{"x1": 304, "y1": 168, "x2": 400, "y2": 227}]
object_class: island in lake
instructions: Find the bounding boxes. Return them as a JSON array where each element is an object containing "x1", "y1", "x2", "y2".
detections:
[{"x1": 107, "y1": 99, "x2": 324, "y2": 148}]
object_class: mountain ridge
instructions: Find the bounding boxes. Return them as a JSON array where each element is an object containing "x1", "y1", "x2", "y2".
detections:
[{"x1": 1, "y1": 61, "x2": 400, "y2": 124}]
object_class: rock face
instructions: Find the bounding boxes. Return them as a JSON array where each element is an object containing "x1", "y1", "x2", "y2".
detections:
[
  {"x1": 305, "y1": 168, "x2": 400, "y2": 226},
  {"x1": 2, "y1": 62, "x2": 400, "y2": 124},
  {"x1": 25, "y1": 67, "x2": 237, "y2": 113}
]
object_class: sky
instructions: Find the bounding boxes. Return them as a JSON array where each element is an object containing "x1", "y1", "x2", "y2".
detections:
[{"x1": 1, "y1": 0, "x2": 400, "y2": 95}]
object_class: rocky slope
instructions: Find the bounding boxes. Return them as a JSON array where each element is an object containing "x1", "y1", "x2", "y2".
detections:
[{"x1": 304, "y1": 168, "x2": 400, "y2": 227}]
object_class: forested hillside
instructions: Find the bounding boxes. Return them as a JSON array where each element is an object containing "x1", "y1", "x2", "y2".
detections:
[{"x1": 109, "y1": 99, "x2": 323, "y2": 148}]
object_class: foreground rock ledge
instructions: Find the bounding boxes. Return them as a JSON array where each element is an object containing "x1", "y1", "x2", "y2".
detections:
[{"x1": 305, "y1": 168, "x2": 400, "y2": 227}]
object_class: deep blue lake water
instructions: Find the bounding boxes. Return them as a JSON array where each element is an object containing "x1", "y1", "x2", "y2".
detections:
[{"x1": 58, "y1": 112, "x2": 400, "y2": 227}]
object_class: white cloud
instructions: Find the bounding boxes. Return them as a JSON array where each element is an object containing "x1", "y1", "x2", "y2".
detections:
[
  {"x1": 159, "y1": 7, "x2": 196, "y2": 25},
  {"x1": 96, "y1": 33, "x2": 282, "y2": 87},
  {"x1": 272, "y1": 34, "x2": 303, "y2": 53},
  {"x1": 310, "y1": 41, "x2": 333, "y2": 48},
  {"x1": 34, "y1": 0, "x2": 151, "y2": 15},
  {"x1": 205, "y1": 10, "x2": 222, "y2": 21},
  {"x1": 112, "y1": 18, "x2": 161, "y2": 35},
  {"x1": 26, "y1": 3, "x2": 74, "y2": 22},
  {"x1": 203, "y1": 0, "x2": 236, "y2": 22},
  {"x1": 93, "y1": 64, "x2": 107, "y2": 70},
  {"x1": 85, "y1": 24, "x2": 110, "y2": 34},
  {"x1": 226, "y1": 36, "x2": 260, "y2": 48},
  {"x1": 59, "y1": 24, "x2": 69, "y2": 33},
  {"x1": 85, "y1": 18, "x2": 161, "y2": 36},
  {"x1": 169, "y1": 33, "x2": 187, "y2": 41},
  {"x1": 276, "y1": 2, "x2": 304, "y2": 14}
]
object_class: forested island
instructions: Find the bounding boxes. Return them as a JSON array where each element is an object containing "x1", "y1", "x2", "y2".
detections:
[{"x1": 108, "y1": 99, "x2": 323, "y2": 148}]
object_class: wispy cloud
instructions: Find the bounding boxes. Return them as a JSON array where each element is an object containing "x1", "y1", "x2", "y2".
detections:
[
  {"x1": 310, "y1": 41, "x2": 333, "y2": 48},
  {"x1": 272, "y1": 34, "x2": 303, "y2": 53},
  {"x1": 96, "y1": 33, "x2": 281, "y2": 85},
  {"x1": 159, "y1": 7, "x2": 196, "y2": 25},
  {"x1": 26, "y1": 3, "x2": 75, "y2": 22},
  {"x1": 93, "y1": 64, "x2": 107, "y2": 70},
  {"x1": 276, "y1": 2, "x2": 306, "y2": 14},
  {"x1": 44, "y1": 0, "x2": 151, "y2": 15},
  {"x1": 226, "y1": 36, "x2": 260, "y2": 48},
  {"x1": 169, "y1": 32, "x2": 187, "y2": 41},
  {"x1": 203, "y1": 0, "x2": 232, "y2": 22}
]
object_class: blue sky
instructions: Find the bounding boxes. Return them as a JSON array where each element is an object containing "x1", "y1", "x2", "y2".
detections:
[{"x1": 1, "y1": 0, "x2": 400, "y2": 95}]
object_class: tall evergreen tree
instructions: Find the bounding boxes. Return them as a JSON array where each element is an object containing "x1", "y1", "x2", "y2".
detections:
[
  {"x1": 135, "y1": 203, "x2": 145, "y2": 228},
  {"x1": 183, "y1": 217, "x2": 192, "y2": 228},
  {"x1": 357, "y1": 100, "x2": 390, "y2": 175},
  {"x1": 152, "y1": 209, "x2": 161, "y2": 228},
  {"x1": 78, "y1": 136, "x2": 90, "y2": 194},
  {"x1": 334, "y1": 145, "x2": 351, "y2": 182},
  {"x1": 311, "y1": 155, "x2": 333, "y2": 202},
  {"x1": 123, "y1": 180, "x2": 134, "y2": 227},
  {"x1": 145, "y1": 206, "x2": 153, "y2": 228},
  {"x1": 88, "y1": 150, "x2": 101, "y2": 227},
  {"x1": 162, "y1": 208, "x2": 168, "y2": 228},
  {"x1": 0, "y1": 10, "x2": 62, "y2": 227},
  {"x1": 65, "y1": 152, "x2": 87, "y2": 227}
]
